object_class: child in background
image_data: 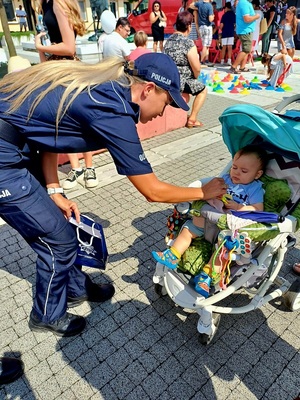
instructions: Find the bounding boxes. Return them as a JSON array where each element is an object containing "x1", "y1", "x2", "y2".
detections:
[
  {"x1": 129, "y1": 31, "x2": 151, "y2": 61},
  {"x1": 261, "y1": 52, "x2": 293, "y2": 87},
  {"x1": 152, "y1": 145, "x2": 267, "y2": 297},
  {"x1": 219, "y1": 2, "x2": 236, "y2": 66}
]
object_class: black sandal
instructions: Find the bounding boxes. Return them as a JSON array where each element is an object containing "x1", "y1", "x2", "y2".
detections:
[{"x1": 229, "y1": 66, "x2": 241, "y2": 74}]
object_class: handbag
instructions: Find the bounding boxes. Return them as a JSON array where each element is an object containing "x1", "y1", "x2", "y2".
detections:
[
  {"x1": 260, "y1": 18, "x2": 268, "y2": 35},
  {"x1": 159, "y1": 20, "x2": 167, "y2": 28},
  {"x1": 69, "y1": 215, "x2": 108, "y2": 269}
]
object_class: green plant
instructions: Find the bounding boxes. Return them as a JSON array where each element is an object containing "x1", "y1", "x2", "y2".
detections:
[{"x1": 0, "y1": 30, "x2": 34, "y2": 40}]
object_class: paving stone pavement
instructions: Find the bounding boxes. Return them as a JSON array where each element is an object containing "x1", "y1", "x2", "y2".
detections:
[{"x1": 1, "y1": 49, "x2": 300, "y2": 400}]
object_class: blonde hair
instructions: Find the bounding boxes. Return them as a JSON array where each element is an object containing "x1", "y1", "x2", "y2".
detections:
[
  {"x1": 0, "y1": 58, "x2": 130, "y2": 129},
  {"x1": 286, "y1": 6, "x2": 298, "y2": 35},
  {"x1": 0, "y1": 58, "x2": 161, "y2": 131},
  {"x1": 32, "y1": 0, "x2": 86, "y2": 36},
  {"x1": 134, "y1": 31, "x2": 148, "y2": 47}
]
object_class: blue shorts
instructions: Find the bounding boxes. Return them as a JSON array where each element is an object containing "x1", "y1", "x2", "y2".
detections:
[{"x1": 181, "y1": 220, "x2": 204, "y2": 237}]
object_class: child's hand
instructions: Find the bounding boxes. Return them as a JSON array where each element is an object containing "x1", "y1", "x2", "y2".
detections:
[
  {"x1": 223, "y1": 199, "x2": 239, "y2": 210},
  {"x1": 221, "y1": 194, "x2": 232, "y2": 204}
]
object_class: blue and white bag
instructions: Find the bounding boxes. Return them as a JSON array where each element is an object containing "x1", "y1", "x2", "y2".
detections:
[{"x1": 69, "y1": 215, "x2": 108, "y2": 269}]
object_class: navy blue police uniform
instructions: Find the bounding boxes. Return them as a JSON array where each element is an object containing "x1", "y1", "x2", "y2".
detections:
[{"x1": 0, "y1": 80, "x2": 152, "y2": 323}]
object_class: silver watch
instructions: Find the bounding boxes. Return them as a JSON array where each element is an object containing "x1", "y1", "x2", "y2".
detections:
[{"x1": 47, "y1": 187, "x2": 64, "y2": 195}]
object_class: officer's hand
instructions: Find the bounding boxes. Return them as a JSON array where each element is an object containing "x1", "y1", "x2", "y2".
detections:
[
  {"x1": 49, "y1": 194, "x2": 81, "y2": 222},
  {"x1": 201, "y1": 177, "x2": 227, "y2": 200}
]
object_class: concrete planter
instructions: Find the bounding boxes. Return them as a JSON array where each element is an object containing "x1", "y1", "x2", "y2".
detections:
[{"x1": 1, "y1": 34, "x2": 34, "y2": 48}]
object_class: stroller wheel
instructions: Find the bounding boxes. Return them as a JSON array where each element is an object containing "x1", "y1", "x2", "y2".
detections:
[
  {"x1": 283, "y1": 279, "x2": 300, "y2": 311},
  {"x1": 154, "y1": 283, "x2": 167, "y2": 296},
  {"x1": 198, "y1": 313, "x2": 221, "y2": 346},
  {"x1": 199, "y1": 332, "x2": 211, "y2": 345}
]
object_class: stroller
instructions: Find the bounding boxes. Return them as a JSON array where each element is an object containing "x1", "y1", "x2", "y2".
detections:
[{"x1": 153, "y1": 98, "x2": 300, "y2": 345}]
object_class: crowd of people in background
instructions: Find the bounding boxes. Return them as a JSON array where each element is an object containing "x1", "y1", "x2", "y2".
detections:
[{"x1": 97, "y1": 0, "x2": 299, "y2": 76}]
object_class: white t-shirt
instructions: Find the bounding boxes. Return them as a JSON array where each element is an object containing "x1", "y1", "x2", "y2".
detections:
[
  {"x1": 103, "y1": 32, "x2": 131, "y2": 59},
  {"x1": 253, "y1": 10, "x2": 264, "y2": 51},
  {"x1": 98, "y1": 32, "x2": 107, "y2": 54}
]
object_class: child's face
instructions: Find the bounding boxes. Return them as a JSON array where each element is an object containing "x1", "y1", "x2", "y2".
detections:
[{"x1": 230, "y1": 153, "x2": 263, "y2": 185}]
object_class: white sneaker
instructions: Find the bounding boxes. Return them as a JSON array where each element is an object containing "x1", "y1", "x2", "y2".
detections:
[
  {"x1": 84, "y1": 168, "x2": 98, "y2": 188},
  {"x1": 63, "y1": 169, "x2": 85, "y2": 190}
]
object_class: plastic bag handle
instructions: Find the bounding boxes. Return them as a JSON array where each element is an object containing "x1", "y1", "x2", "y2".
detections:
[{"x1": 76, "y1": 222, "x2": 96, "y2": 246}]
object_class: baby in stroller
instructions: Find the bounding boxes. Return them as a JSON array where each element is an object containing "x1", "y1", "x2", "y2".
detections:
[{"x1": 152, "y1": 145, "x2": 267, "y2": 297}]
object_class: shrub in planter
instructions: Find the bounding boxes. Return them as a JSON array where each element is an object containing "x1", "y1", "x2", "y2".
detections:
[{"x1": 0, "y1": 62, "x2": 8, "y2": 79}]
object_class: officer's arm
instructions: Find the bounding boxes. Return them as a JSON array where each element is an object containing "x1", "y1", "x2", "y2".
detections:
[
  {"x1": 42, "y1": 152, "x2": 60, "y2": 188},
  {"x1": 42, "y1": 152, "x2": 80, "y2": 222},
  {"x1": 127, "y1": 173, "x2": 227, "y2": 203}
]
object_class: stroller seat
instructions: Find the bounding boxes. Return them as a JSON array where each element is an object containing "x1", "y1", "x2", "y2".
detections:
[{"x1": 153, "y1": 101, "x2": 300, "y2": 345}]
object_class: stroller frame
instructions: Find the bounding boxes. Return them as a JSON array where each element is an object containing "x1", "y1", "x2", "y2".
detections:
[{"x1": 153, "y1": 98, "x2": 300, "y2": 345}]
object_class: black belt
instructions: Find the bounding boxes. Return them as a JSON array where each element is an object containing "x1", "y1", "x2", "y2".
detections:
[{"x1": 0, "y1": 119, "x2": 26, "y2": 148}]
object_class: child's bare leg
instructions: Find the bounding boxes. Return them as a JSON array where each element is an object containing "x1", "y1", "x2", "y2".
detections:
[
  {"x1": 152, "y1": 222, "x2": 203, "y2": 270},
  {"x1": 220, "y1": 45, "x2": 227, "y2": 63},
  {"x1": 227, "y1": 45, "x2": 232, "y2": 63},
  {"x1": 172, "y1": 227, "x2": 196, "y2": 256}
]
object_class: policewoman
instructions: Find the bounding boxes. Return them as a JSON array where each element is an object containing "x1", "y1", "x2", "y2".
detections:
[{"x1": 0, "y1": 53, "x2": 226, "y2": 337}]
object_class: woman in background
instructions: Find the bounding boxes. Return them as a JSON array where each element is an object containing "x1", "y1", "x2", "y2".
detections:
[
  {"x1": 150, "y1": 1, "x2": 167, "y2": 52},
  {"x1": 34, "y1": 0, "x2": 98, "y2": 190},
  {"x1": 277, "y1": 6, "x2": 298, "y2": 59},
  {"x1": 261, "y1": 0, "x2": 276, "y2": 54},
  {"x1": 34, "y1": 0, "x2": 85, "y2": 62},
  {"x1": 164, "y1": 11, "x2": 207, "y2": 128}
]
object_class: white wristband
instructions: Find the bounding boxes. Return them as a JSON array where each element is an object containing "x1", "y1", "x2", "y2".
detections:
[{"x1": 47, "y1": 187, "x2": 64, "y2": 195}]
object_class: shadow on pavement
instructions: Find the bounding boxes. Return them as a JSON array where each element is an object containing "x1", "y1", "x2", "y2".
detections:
[{"x1": 1, "y1": 210, "x2": 300, "y2": 399}]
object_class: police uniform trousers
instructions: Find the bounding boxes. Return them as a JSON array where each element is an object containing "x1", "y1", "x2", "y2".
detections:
[{"x1": 0, "y1": 138, "x2": 90, "y2": 323}]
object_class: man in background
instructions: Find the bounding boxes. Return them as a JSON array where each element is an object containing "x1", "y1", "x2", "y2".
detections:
[
  {"x1": 16, "y1": 5, "x2": 27, "y2": 32},
  {"x1": 229, "y1": 0, "x2": 259, "y2": 73},
  {"x1": 103, "y1": 17, "x2": 131, "y2": 60},
  {"x1": 190, "y1": 0, "x2": 214, "y2": 66}
]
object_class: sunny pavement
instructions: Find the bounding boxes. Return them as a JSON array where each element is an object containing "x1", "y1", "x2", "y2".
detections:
[{"x1": 1, "y1": 42, "x2": 300, "y2": 400}]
